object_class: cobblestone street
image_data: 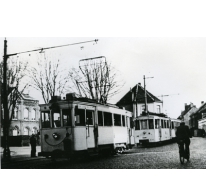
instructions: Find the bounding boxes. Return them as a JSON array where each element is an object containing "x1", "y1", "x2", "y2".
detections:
[{"x1": 1, "y1": 137, "x2": 206, "y2": 169}]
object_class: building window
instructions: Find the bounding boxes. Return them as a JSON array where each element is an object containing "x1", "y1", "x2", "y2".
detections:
[
  {"x1": 24, "y1": 127, "x2": 30, "y2": 135},
  {"x1": 24, "y1": 108, "x2": 29, "y2": 120},
  {"x1": 13, "y1": 107, "x2": 18, "y2": 119},
  {"x1": 12, "y1": 126, "x2": 19, "y2": 136},
  {"x1": 31, "y1": 109, "x2": 36, "y2": 120},
  {"x1": 157, "y1": 105, "x2": 161, "y2": 113},
  {"x1": 32, "y1": 127, "x2": 37, "y2": 134},
  {"x1": 141, "y1": 105, "x2": 145, "y2": 113}
]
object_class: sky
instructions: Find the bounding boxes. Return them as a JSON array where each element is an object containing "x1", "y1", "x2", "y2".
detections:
[
  {"x1": 0, "y1": 37, "x2": 206, "y2": 118},
  {"x1": 1, "y1": 0, "x2": 206, "y2": 178}
]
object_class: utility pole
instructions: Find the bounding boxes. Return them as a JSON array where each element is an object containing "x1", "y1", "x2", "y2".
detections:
[
  {"x1": 143, "y1": 75, "x2": 147, "y2": 113},
  {"x1": 143, "y1": 75, "x2": 154, "y2": 114},
  {"x1": 3, "y1": 39, "x2": 10, "y2": 159}
]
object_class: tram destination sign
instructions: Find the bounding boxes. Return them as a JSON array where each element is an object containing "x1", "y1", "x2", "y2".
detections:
[{"x1": 78, "y1": 105, "x2": 95, "y2": 110}]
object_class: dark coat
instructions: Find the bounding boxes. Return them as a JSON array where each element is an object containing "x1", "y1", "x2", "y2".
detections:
[
  {"x1": 176, "y1": 123, "x2": 192, "y2": 141},
  {"x1": 30, "y1": 135, "x2": 37, "y2": 147}
]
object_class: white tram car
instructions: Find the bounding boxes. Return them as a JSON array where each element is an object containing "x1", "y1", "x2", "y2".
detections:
[
  {"x1": 134, "y1": 114, "x2": 181, "y2": 145},
  {"x1": 38, "y1": 93, "x2": 135, "y2": 158}
]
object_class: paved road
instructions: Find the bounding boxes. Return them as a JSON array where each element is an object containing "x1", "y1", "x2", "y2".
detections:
[{"x1": 1, "y1": 137, "x2": 206, "y2": 169}]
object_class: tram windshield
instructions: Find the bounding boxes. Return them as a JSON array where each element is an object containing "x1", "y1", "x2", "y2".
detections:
[
  {"x1": 41, "y1": 112, "x2": 50, "y2": 128},
  {"x1": 41, "y1": 108, "x2": 72, "y2": 128},
  {"x1": 140, "y1": 120, "x2": 148, "y2": 129},
  {"x1": 139, "y1": 119, "x2": 154, "y2": 130}
]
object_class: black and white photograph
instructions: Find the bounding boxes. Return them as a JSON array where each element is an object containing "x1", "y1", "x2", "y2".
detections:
[{"x1": 0, "y1": 0, "x2": 206, "y2": 176}]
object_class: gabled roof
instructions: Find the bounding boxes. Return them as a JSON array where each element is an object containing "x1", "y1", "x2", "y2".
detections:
[
  {"x1": 116, "y1": 84, "x2": 162, "y2": 106},
  {"x1": 192, "y1": 102, "x2": 206, "y2": 115},
  {"x1": 21, "y1": 93, "x2": 35, "y2": 100},
  {"x1": 177, "y1": 104, "x2": 197, "y2": 119}
]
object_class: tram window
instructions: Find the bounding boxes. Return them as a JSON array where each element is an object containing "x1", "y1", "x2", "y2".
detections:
[
  {"x1": 126, "y1": 116, "x2": 130, "y2": 127},
  {"x1": 41, "y1": 112, "x2": 50, "y2": 128},
  {"x1": 98, "y1": 111, "x2": 103, "y2": 126},
  {"x1": 171, "y1": 122, "x2": 174, "y2": 129},
  {"x1": 155, "y1": 119, "x2": 160, "y2": 129},
  {"x1": 75, "y1": 109, "x2": 85, "y2": 126},
  {"x1": 167, "y1": 121, "x2": 169, "y2": 128},
  {"x1": 140, "y1": 120, "x2": 148, "y2": 130},
  {"x1": 149, "y1": 119, "x2": 154, "y2": 129},
  {"x1": 104, "y1": 112, "x2": 112, "y2": 126},
  {"x1": 86, "y1": 110, "x2": 94, "y2": 125},
  {"x1": 122, "y1": 115, "x2": 125, "y2": 127},
  {"x1": 114, "y1": 114, "x2": 121, "y2": 126},
  {"x1": 161, "y1": 119, "x2": 164, "y2": 128},
  {"x1": 130, "y1": 118, "x2": 134, "y2": 128},
  {"x1": 53, "y1": 113, "x2": 61, "y2": 127},
  {"x1": 135, "y1": 120, "x2": 140, "y2": 130},
  {"x1": 164, "y1": 120, "x2": 167, "y2": 128},
  {"x1": 62, "y1": 109, "x2": 72, "y2": 126}
]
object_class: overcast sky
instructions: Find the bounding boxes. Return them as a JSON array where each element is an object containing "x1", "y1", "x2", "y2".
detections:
[{"x1": 0, "y1": 37, "x2": 206, "y2": 118}]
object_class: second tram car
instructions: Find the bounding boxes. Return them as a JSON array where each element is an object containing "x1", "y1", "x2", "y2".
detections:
[
  {"x1": 38, "y1": 93, "x2": 134, "y2": 159},
  {"x1": 134, "y1": 114, "x2": 181, "y2": 145}
]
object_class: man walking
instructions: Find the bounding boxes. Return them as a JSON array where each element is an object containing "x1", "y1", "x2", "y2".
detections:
[{"x1": 176, "y1": 121, "x2": 192, "y2": 160}]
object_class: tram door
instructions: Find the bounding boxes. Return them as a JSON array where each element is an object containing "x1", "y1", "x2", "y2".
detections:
[
  {"x1": 169, "y1": 119, "x2": 172, "y2": 138},
  {"x1": 85, "y1": 106, "x2": 97, "y2": 149},
  {"x1": 127, "y1": 117, "x2": 133, "y2": 146},
  {"x1": 159, "y1": 120, "x2": 162, "y2": 141}
]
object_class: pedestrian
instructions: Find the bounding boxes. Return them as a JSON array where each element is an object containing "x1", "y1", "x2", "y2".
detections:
[
  {"x1": 176, "y1": 121, "x2": 192, "y2": 160},
  {"x1": 63, "y1": 133, "x2": 72, "y2": 160},
  {"x1": 30, "y1": 134, "x2": 37, "y2": 157}
]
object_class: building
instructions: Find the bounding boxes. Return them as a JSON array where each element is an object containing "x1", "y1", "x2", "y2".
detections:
[
  {"x1": 1, "y1": 92, "x2": 40, "y2": 146},
  {"x1": 116, "y1": 83, "x2": 164, "y2": 118},
  {"x1": 190, "y1": 101, "x2": 206, "y2": 130},
  {"x1": 177, "y1": 103, "x2": 198, "y2": 128},
  {"x1": 9, "y1": 93, "x2": 40, "y2": 136}
]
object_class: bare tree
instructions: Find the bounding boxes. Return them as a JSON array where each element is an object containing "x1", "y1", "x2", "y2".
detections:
[
  {"x1": 30, "y1": 54, "x2": 71, "y2": 103},
  {"x1": 69, "y1": 56, "x2": 124, "y2": 104},
  {"x1": 0, "y1": 58, "x2": 29, "y2": 127}
]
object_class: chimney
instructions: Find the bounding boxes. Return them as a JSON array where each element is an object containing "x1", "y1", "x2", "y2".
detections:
[
  {"x1": 138, "y1": 83, "x2": 141, "y2": 86},
  {"x1": 185, "y1": 103, "x2": 187, "y2": 110},
  {"x1": 190, "y1": 102, "x2": 193, "y2": 107},
  {"x1": 201, "y1": 101, "x2": 204, "y2": 105}
]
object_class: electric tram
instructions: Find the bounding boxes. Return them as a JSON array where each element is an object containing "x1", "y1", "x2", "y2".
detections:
[
  {"x1": 38, "y1": 93, "x2": 134, "y2": 158},
  {"x1": 134, "y1": 113, "x2": 181, "y2": 145}
]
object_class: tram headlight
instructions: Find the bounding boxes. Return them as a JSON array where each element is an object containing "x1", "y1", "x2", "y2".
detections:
[{"x1": 52, "y1": 133, "x2": 60, "y2": 140}]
